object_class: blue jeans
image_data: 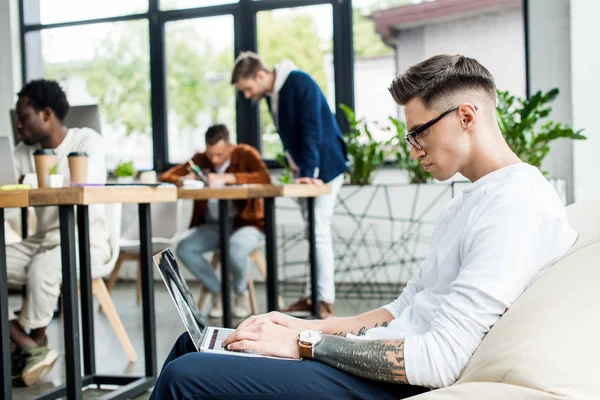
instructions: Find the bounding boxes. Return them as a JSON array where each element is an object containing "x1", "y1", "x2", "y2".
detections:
[
  {"x1": 175, "y1": 224, "x2": 264, "y2": 295},
  {"x1": 149, "y1": 332, "x2": 430, "y2": 399}
]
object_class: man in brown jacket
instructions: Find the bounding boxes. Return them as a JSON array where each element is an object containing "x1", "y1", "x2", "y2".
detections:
[{"x1": 160, "y1": 124, "x2": 271, "y2": 318}]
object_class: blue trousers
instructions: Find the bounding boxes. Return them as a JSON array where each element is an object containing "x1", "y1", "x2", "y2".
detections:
[{"x1": 150, "y1": 332, "x2": 430, "y2": 399}]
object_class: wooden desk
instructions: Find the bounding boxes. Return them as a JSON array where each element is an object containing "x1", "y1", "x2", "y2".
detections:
[
  {"x1": 178, "y1": 184, "x2": 331, "y2": 325},
  {"x1": 0, "y1": 191, "x2": 29, "y2": 400},
  {"x1": 29, "y1": 186, "x2": 176, "y2": 400}
]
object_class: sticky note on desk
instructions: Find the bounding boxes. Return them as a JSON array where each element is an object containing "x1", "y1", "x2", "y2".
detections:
[{"x1": 1, "y1": 184, "x2": 32, "y2": 191}]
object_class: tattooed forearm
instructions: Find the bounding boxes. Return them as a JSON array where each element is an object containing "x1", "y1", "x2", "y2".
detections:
[
  {"x1": 313, "y1": 335, "x2": 407, "y2": 384},
  {"x1": 333, "y1": 321, "x2": 389, "y2": 337}
]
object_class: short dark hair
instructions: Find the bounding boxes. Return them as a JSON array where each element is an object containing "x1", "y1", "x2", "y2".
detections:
[
  {"x1": 18, "y1": 79, "x2": 70, "y2": 122},
  {"x1": 205, "y1": 124, "x2": 230, "y2": 146},
  {"x1": 231, "y1": 51, "x2": 271, "y2": 84},
  {"x1": 388, "y1": 54, "x2": 496, "y2": 108}
]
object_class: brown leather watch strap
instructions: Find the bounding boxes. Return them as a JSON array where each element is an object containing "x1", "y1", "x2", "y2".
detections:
[{"x1": 299, "y1": 342, "x2": 313, "y2": 359}]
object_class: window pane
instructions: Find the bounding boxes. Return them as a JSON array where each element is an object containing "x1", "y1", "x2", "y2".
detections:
[
  {"x1": 25, "y1": 0, "x2": 148, "y2": 25},
  {"x1": 257, "y1": 4, "x2": 334, "y2": 160},
  {"x1": 31, "y1": 21, "x2": 152, "y2": 170},
  {"x1": 161, "y1": 0, "x2": 238, "y2": 11},
  {"x1": 165, "y1": 15, "x2": 236, "y2": 164}
]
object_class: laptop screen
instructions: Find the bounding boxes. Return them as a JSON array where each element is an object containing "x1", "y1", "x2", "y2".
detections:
[{"x1": 153, "y1": 249, "x2": 207, "y2": 349}]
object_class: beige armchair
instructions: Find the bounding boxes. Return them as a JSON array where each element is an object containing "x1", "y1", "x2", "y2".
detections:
[{"x1": 411, "y1": 198, "x2": 600, "y2": 399}]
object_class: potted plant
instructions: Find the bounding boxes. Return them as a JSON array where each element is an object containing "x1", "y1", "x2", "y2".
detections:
[
  {"x1": 275, "y1": 152, "x2": 294, "y2": 184},
  {"x1": 45, "y1": 165, "x2": 64, "y2": 188},
  {"x1": 386, "y1": 117, "x2": 434, "y2": 184},
  {"x1": 113, "y1": 160, "x2": 137, "y2": 183},
  {"x1": 496, "y1": 88, "x2": 586, "y2": 172},
  {"x1": 339, "y1": 104, "x2": 384, "y2": 185}
]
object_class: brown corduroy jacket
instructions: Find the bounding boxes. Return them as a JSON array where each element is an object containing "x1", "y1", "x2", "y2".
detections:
[{"x1": 159, "y1": 144, "x2": 271, "y2": 232}]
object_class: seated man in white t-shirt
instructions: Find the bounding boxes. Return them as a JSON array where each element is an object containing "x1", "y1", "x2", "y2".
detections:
[
  {"x1": 148, "y1": 55, "x2": 577, "y2": 399},
  {"x1": 7, "y1": 79, "x2": 111, "y2": 386}
]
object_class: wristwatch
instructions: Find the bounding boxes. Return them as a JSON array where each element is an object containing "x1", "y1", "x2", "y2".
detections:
[{"x1": 298, "y1": 329, "x2": 322, "y2": 360}]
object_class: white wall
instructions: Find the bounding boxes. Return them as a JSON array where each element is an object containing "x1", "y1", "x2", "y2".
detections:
[
  {"x1": 571, "y1": 0, "x2": 600, "y2": 202},
  {"x1": 0, "y1": 0, "x2": 21, "y2": 138},
  {"x1": 353, "y1": 55, "x2": 398, "y2": 123},
  {"x1": 527, "y1": 0, "x2": 575, "y2": 203},
  {"x1": 395, "y1": 6, "x2": 526, "y2": 98}
]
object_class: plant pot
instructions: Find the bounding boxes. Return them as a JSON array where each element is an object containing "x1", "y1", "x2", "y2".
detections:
[
  {"x1": 116, "y1": 176, "x2": 135, "y2": 184},
  {"x1": 45, "y1": 174, "x2": 64, "y2": 188}
]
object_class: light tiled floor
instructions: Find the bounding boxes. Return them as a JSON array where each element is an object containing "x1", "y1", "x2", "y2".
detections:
[{"x1": 11, "y1": 282, "x2": 384, "y2": 399}]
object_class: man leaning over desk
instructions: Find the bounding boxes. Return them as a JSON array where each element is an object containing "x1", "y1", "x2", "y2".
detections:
[{"x1": 159, "y1": 124, "x2": 271, "y2": 319}]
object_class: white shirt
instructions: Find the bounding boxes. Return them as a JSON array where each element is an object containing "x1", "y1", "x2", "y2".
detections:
[
  {"x1": 14, "y1": 128, "x2": 110, "y2": 257},
  {"x1": 350, "y1": 163, "x2": 577, "y2": 388},
  {"x1": 269, "y1": 60, "x2": 297, "y2": 131},
  {"x1": 205, "y1": 158, "x2": 237, "y2": 223}
]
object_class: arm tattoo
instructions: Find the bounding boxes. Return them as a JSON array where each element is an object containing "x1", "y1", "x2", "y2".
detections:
[
  {"x1": 313, "y1": 335, "x2": 408, "y2": 384},
  {"x1": 333, "y1": 321, "x2": 389, "y2": 337}
]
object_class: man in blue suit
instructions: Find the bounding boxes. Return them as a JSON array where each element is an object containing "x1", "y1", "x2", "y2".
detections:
[{"x1": 232, "y1": 51, "x2": 348, "y2": 317}]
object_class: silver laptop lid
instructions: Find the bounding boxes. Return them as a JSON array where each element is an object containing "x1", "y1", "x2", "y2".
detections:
[
  {"x1": 153, "y1": 249, "x2": 207, "y2": 349},
  {"x1": 0, "y1": 136, "x2": 18, "y2": 186}
]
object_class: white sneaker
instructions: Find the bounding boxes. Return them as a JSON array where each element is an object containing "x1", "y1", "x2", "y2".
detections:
[
  {"x1": 208, "y1": 293, "x2": 223, "y2": 319},
  {"x1": 232, "y1": 292, "x2": 252, "y2": 318}
]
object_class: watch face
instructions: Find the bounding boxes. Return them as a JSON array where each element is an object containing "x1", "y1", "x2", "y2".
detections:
[{"x1": 299, "y1": 330, "x2": 322, "y2": 345}]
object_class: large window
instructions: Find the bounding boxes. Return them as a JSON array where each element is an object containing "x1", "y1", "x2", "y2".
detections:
[
  {"x1": 257, "y1": 4, "x2": 334, "y2": 160},
  {"x1": 165, "y1": 16, "x2": 236, "y2": 164},
  {"x1": 160, "y1": 0, "x2": 238, "y2": 11},
  {"x1": 26, "y1": 0, "x2": 148, "y2": 25},
  {"x1": 29, "y1": 21, "x2": 152, "y2": 170},
  {"x1": 20, "y1": 0, "x2": 354, "y2": 171}
]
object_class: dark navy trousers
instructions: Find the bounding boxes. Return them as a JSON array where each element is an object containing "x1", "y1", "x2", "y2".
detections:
[{"x1": 149, "y1": 332, "x2": 429, "y2": 399}]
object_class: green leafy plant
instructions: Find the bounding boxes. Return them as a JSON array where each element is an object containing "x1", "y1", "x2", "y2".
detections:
[
  {"x1": 275, "y1": 152, "x2": 294, "y2": 184},
  {"x1": 387, "y1": 117, "x2": 434, "y2": 184},
  {"x1": 339, "y1": 104, "x2": 384, "y2": 185},
  {"x1": 48, "y1": 165, "x2": 59, "y2": 175},
  {"x1": 113, "y1": 160, "x2": 137, "y2": 178},
  {"x1": 496, "y1": 88, "x2": 586, "y2": 173}
]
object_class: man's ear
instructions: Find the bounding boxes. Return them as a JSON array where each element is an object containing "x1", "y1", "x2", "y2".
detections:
[
  {"x1": 458, "y1": 103, "x2": 477, "y2": 131},
  {"x1": 41, "y1": 107, "x2": 52, "y2": 123}
]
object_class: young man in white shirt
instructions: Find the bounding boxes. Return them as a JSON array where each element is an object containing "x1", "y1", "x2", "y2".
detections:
[
  {"x1": 149, "y1": 54, "x2": 576, "y2": 399},
  {"x1": 8, "y1": 79, "x2": 111, "y2": 386}
]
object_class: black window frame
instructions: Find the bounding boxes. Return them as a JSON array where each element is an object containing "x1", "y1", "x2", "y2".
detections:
[{"x1": 19, "y1": 0, "x2": 354, "y2": 172}]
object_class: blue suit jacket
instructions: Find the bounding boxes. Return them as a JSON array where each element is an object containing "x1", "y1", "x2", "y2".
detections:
[{"x1": 266, "y1": 71, "x2": 348, "y2": 183}]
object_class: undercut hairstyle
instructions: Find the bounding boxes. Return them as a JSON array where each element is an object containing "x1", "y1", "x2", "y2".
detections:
[
  {"x1": 205, "y1": 124, "x2": 230, "y2": 146},
  {"x1": 17, "y1": 79, "x2": 70, "y2": 122},
  {"x1": 388, "y1": 54, "x2": 496, "y2": 109},
  {"x1": 231, "y1": 51, "x2": 271, "y2": 84}
]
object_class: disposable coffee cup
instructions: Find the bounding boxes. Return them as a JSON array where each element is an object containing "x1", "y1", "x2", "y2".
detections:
[
  {"x1": 68, "y1": 152, "x2": 89, "y2": 184},
  {"x1": 33, "y1": 149, "x2": 57, "y2": 189}
]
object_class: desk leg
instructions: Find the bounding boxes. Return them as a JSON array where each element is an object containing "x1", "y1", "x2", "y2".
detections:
[
  {"x1": 77, "y1": 205, "x2": 95, "y2": 377},
  {"x1": 218, "y1": 200, "x2": 232, "y2": 328},
  {"x1": 264, "y1": 198, "x2": 278, "y2": 312},
  {"x1": 59, "y1": 205, "x2": 83, "y2": 400},
  {"x1": 0, "y1": 209, "x2": 12, "y2": 400},
  {"x1": 20, "y1": 207, "x2": 28, "y2": 239},
  {"x1": 307, "y1": 197, "x2": 320, "y2": 319},
  {"x1": 138, "y1": 203, "x2": 157, "y2": 378}
]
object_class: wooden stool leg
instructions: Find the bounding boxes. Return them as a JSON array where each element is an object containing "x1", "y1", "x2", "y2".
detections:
[
  {"x1": 136, "y1": 259, "x2": 142, "y2": 305},
  {"x1": 105, "y1": 253, "x2": 126, "y2": 293},
  {"x1": 252, "y1": 251, "x2": 285, "y2": 310},
  {"x1": 197, "y1": 287, "x2": 210, "y2": 310},
  {"x1": 93, "y1": 278, "x2": 137, "y2": 363},
  {"x1": 198, "y1": 252, "x2": 221, "y2": 310},
  {"x1": 247, "y1": 274, "x2": 258, "y2": 315}
]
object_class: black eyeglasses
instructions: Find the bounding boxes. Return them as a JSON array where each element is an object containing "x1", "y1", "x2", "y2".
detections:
[{"x1": 404, "y1": 105, "x2": 478, "y2": 150}]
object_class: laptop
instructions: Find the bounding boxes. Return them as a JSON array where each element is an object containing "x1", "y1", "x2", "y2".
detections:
[
  {"x1": 153, "y1": 249, "x2": 284, "y2": 358},
  {"x1": 0, "y1": 136, "x2": 18, "y2": 186}
]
